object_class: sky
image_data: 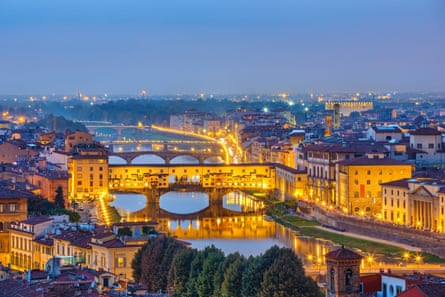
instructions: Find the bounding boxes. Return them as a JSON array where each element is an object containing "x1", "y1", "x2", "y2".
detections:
[{"x1": 0, "y1": 0, "x2": 444, "y2": 95}]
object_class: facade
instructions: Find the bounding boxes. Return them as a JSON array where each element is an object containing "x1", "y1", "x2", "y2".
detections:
[
  {"x1": 64, "y1": 130, "x2": 94, "y2": 153},
  {"x1": 27, "y1": 170, "x2": 70, "y2": 205},
  {"x1": 382, "y1": 178, "x2": 445, "y2": 232},
  {"x1": 0, "y1": 188, "x2": 29, "y2": 265},
  {"x1": 0, "y1": 142, "x2": 39, "y2": 164},
  {"x1": 325, "y1": 246, "x2": 362, "y2": 297},
  {"x1": 274, "y1": 163, "x2": 307, "y2": 200},
  {"x1": 109, "y1": 163, "x2": 276, "y2": 192},
  {"x1": 68, "y1": 149, "x2": 108, "y2": 202},
  {"x1": 409, "y1": 127, "x2": 445, "y2": 168},
  {"x1": 367, "y1": 125, "x2": 403, "y2": 142},
  {"x1": 9, "y1": 216, "x2": 54, "y2": 271},
  {"x1": 304, "y1": 142, "x2": 386, "y2": 206},
  {"x1": 336, "y1": 155, "x2": 413, "y2": 216}
]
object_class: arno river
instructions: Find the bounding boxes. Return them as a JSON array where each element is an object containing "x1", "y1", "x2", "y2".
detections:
[{"x1": 109, "y1": 191, "x2": 340, "y2": 268}]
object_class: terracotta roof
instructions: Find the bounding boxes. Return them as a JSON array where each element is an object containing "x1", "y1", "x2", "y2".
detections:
[
  {"x1": 0, "y1": 187, "x2": 32, "y2": 199},
  {"x1": 22, "y1": 216, "x2": 53, "y2": 225},
  {"x1": 410, "y1": 128, "x2": 441, "y2": 136},
  {"x1": 325, "y1": 246, "x2": 362, "y2": 260},
  {"x1": 381, "y1": 179, "x2": 410, "y2": 189},
  {"x1": 336, "y1": 156, "x2": 410, "y2": 166}
]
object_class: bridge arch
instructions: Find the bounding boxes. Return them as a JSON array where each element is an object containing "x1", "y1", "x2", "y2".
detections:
[
  {"x1": 109, "y1": 155, "x2": 128, "y2": 165},
  {"x1": 131, "y1": 154, "x2": 166, "y2": 165},
  {"x1": 170, "y1": 155, "x2": 199, "y2": 164}
]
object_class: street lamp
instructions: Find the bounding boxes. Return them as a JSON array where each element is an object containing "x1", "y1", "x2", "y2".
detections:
[
  {"x1": 367, "y1": 255, "x2": 374, "y2": 271},
  {"x1": 403, "y1": 251, "x2": 410, "y2": 266},
  {"x1": 415, "y1": 254, "x2": 422, "y2": 269}
]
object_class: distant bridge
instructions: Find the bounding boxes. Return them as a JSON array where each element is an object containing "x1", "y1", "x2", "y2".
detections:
[
  {"x1": 85, "y1": 124, "x2": 151, "y2": 138},
  {"x1": 109, "y1": 149, "x2": 227, "y2": 165}
]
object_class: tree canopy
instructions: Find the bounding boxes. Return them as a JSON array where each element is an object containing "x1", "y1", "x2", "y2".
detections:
[{"x1": 132, "y1": 238, "x2": 322, "y2": 297}]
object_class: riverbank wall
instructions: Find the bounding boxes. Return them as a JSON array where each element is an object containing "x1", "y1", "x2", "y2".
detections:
[{"x1": 299, "y1": 201, "x2": 445, "y2": 259}]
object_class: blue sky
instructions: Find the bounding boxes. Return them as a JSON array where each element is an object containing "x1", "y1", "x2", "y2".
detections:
[{"x1": 0, "y1": 0, "x2": 444, "y2": 95}]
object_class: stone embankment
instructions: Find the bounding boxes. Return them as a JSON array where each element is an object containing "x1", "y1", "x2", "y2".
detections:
[{"x1": 299, "y1": 201, "x2": 445, "y2": 259}]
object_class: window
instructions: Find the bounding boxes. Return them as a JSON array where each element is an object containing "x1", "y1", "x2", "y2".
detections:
[
  {"x1": 117, "y1": 256, "x2": 126, "y2": 268},
  {"x1": 367, "y1": 180, "x2": 371, "y2": 185},
  {"x1": 354, "y1": 192, "x2": 359, "y2": 198},
  {"x1": 417, "y1": 143, "x2": 423, "y2": 149},
  {"x1": 345, "y1": 269, "x2": 353, "y2": 287},
  {"x1": 367, "y1": 170, "x2": 371, "y2": 175},
  {"x1": 330, "y1": 269, "x2": 335, "y2": 292},
  {"x1": 9, "y1": 203, "x2": 16, "y2": 212},
  {"x1": 428, "y1": 143, "x2": 434, "y2": 149}
]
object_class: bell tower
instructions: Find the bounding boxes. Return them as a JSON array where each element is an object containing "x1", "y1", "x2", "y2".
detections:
[{"x1": 325, "y1": 246, "x2": 362, "y2": 297}]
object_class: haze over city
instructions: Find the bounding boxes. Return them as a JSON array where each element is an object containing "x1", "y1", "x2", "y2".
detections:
[{"x1": 1, "y1": 0, "x2": 444, "y2": 95}]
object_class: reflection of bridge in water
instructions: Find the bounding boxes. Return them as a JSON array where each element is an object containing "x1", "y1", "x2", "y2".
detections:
[{"x1": 111, "y1": 188, "x2": 266, "y2": 222}]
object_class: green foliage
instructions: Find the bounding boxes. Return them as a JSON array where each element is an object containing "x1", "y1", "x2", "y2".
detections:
[
  {"x1": 168, "y1": 248, "x2": 198, "y2": 297},
  {"x1": 132, "y1": 235, "x2": 186, "y2": 293},
  {"x1": 260, "y1": 248, "x2": 320, "y2": 297},
  {"x1": 132, "y1": 240, "x2": 322, "y2": 297},
  {"x1": 54, "y1": 186, "x2": 65, "y2": 209},
  {"x1": 27, "y1": 195, "x2": 80, "y2": 222}
]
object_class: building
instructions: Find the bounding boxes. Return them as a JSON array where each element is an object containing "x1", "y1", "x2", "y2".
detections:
[
  {"x1": 274, "y1": 163, "x2": 307, "y2": 200},
  {"x1": 67, "y1": 144, "x2": 108, "y2": 202},
  {"x1": 303, "y1": 142, "x2": 387, "y2": 206},
  {"x1": 0, "y1": 187, "x2": 29, "y2": 265},
  {"x1": 381, "y1": 178, "x2": 445, "y2": 232},
  {"x1": 64, "y1": 130, "x2": 94, "y2": 153},
  {"x1": 325, "y1": 246, "x2": 362, "y2": 297},
  {"x1": 367, "y1": 125, "x2": 403, "y2": 142},
  {"x1": 336, "y1": 154, "x2": 413, "y2": 216},
  {"x1": 0, "y1": 142, "x2": 39, "y2": 164},
  {"x1": 27, "y1": 170, "x2": 70, "y2": 205},
  {"x1": 409, "y1": 127, "x2": 445, "y2": 168},
  {"x1": 9, "y1": 216, "x2": 54, "y2": 271}
]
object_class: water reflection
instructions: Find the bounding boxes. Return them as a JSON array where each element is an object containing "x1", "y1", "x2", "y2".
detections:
[
  {"x1": 109, "y1": 193, "x2": 146, "y2": 217},
  {"x1": 107, "y1": 192, "x2": 373, "y2": 265},
  {"x1": 160, "y1": 191, "x2": 209, "y2": 214},
  {"x1": 223, "y1": 191, "x2": 265, "y2": 213}
]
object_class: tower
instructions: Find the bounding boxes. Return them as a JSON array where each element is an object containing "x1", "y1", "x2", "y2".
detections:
[
  {"x1": 325, "y1": 115, "x2": 333, "y2": 137},
  {"x1": 325, "y1": 246, "x2": 362, "y2": 297},
  {"x1": 333, "y1": 103, "x2": 341, "y2": 128}
]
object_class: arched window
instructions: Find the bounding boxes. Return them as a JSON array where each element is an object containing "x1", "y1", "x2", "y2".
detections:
[{"x1": 345, "y1": 268, "x2": 353, "y2": 293}]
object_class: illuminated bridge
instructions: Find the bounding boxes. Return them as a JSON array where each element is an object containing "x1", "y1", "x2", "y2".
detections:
[{"x1": 109, "y1": 163, "x2": 276, "y2": 194}]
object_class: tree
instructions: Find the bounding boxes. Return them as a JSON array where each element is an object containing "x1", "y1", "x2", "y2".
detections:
[
  {"x1": 213, "y1": 252, "x2": 244, "y2": 297},
  {"x1": 133, "y1": 235, "x2": 185, "y2": 293},
  {"x1": 54, "y1": 186, "x2": 65, "y2": 209},
  {"x1": 220, "y1": 256, "x2": 246, "y2": 297},
  {"x1": 260, "y1": 247, "x2": 321, "y2": 297},
  {"x1": 168, "y1": 248, "x2": 198, "y2": 297}
]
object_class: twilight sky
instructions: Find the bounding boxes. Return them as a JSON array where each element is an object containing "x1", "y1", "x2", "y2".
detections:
[{"x1": 0, "y1": 0, "x2": 444, "y2": 95}]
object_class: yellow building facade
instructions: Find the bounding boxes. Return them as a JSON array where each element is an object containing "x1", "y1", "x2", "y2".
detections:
[
  {"x1": 336, "y1": 156, "x2": 413, "y2": 216},
  {"x1": 108, "y1": 163, "x2": 275, "y2": 192},
  {"x1": 382, "y1": 178, "x2": 445, "y2": 232},
  {"x1": 68, "y1": 153, "x2": 108, "y2": 202}
]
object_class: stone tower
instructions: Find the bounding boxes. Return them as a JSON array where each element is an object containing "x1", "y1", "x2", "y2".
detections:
[{"x1": 325, "y1": 246, "x2": 362, "y2": 297}]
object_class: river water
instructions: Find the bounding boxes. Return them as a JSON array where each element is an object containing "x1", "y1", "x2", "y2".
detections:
[{"x1": 109, "y1": 191, "x2": 341, "y2": 266}]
